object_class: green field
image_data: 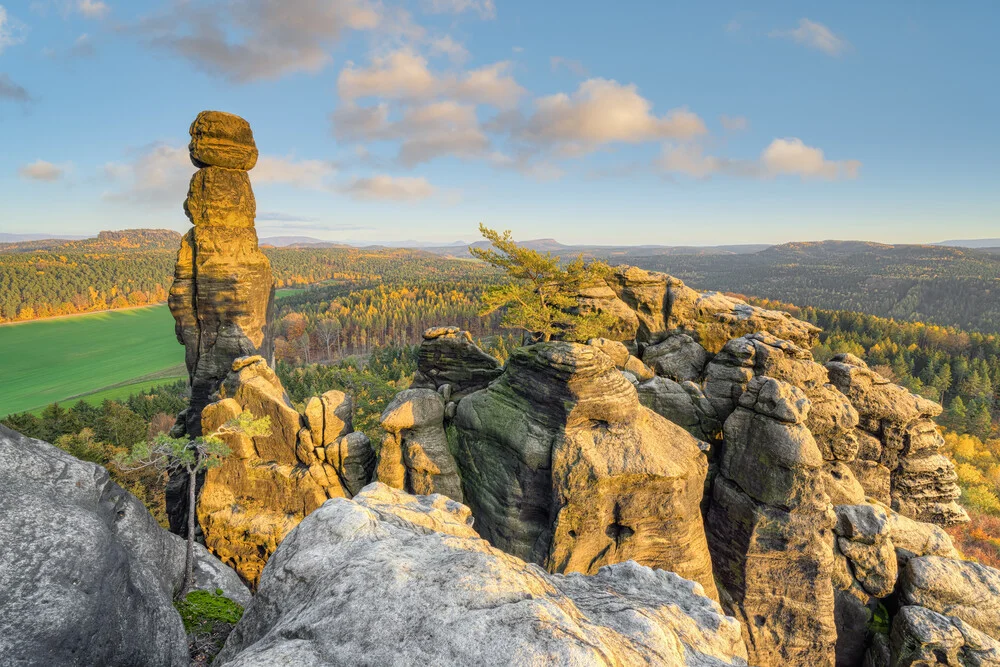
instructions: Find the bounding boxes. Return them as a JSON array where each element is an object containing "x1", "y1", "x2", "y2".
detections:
[{"x1": 0, "y1": 305, "x2": 183, "y2": 415}]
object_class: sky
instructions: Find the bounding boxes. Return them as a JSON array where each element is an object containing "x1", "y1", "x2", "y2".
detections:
[{"x1": 0, "y1": 1, "x2": 997, "y2": 245}]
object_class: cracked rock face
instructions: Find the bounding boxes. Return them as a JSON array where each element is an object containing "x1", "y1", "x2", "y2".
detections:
[
  {"x1": 825, "y1": 354, "x2": 967, "y2": 526},
  {"x1": 377, "y1": 388, "x2": 464, "y2": 502},
  {"x1": 410, "y1": 327, "x2": 503, "y2": 400},
  {"x1": 0, "y1": 426, "x2": 248, "y2": 667},
  {"x1": 888, "y1": 605, "x2": 1000, "y2": 667},
  {"x1": 169, "y1": 110, "x2": 274, "y2": 439},
  {"x1": 453, "y1": 341, "x2": 717, "y2": 599},
  {"x1": 705, "y1": 376, "x2": 838, "y2": 667},
  {"x1": 215, "y1": 483, "x2": 749, "y2": 667},
  {"x1": 197, "y1": 356, "x2": 374, "y2": 586}
]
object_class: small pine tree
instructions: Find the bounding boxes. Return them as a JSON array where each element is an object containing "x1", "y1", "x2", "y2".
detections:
[
  {"x1": 471, "y1": 224, "x2": 618, "y2": 343},
  {"x1": 116, "y1": 411, "x2": 271, "y2": 597}
]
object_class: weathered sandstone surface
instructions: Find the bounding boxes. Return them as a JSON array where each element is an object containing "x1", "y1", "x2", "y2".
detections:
[
  {"x1": 452, "y1": 341, "x2": 718, "y2": 599},
  {"x1": 215, "y1": 483, "x2": 749, "y2": 667},
  {"x1": 826, "y1": 353, "x2": 966, "y2": 525},
  {"x1": 410, "y1": 326, "x2": 503, "y2": 400},
  {"x1": 197, "y1": 356, "x2": 374, "y2": 586},
  {"x1": 0, "y1": 425, "x2": 248, "y2": 667}
]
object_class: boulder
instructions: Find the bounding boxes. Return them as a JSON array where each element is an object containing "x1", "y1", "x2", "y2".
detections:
[
  {"x1": 570, "y1": 281, "x2": 640, "y2": 341},
  {"x1": 889, "y1": 605, "x2": 1000, "y2": 666},
  {"x1": 410, "y1": 327, "x2": 503, "y2": 400},
  {"x1": 900, "y1": 556, "x2": 1000, "y2": 639},
  {"x1": 637, "y1": 376, "x2": 722, "y2": 442},
  {"x1": 453, "y1": 342, "x2": 717, "y2": 599},
  {"x1": 197, "y1": 356, "x2": 373, "y2": 586},
  {"x1": 189, "y1": 109, "x2": 259, "y2": 170},
  {"x1": 706, "y1": 377, "x2": 838, "y2": 667},
  {"x1": 378, "y1": 388, "x2": 463, "y2": 502},
  {"x1": 585, "y1": 337, "x2": 630, "y2": 367},
  {"x1": 0, "y1": 425, "x2": 248, "y2": 666},
  {"x1": 215, "y1": 484, "x2": 749, "y2": 667},
  {"x1": 641, "y1": 332, "x2": 711, "y2": 382},
  {"x1": 607, "y1": 265, "x2": 671, "y2": 343}
]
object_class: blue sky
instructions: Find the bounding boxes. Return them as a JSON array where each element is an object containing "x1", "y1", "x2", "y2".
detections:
[{"x1": 1, "y1": 1, "x2": 997, "y2": 245}]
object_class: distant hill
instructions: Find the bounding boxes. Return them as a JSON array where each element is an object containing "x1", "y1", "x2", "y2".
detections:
[
  {"x1": 421, "y1": 239, "x2": 770, "y2": 259},
  {"x1": 0, "y1": 233, "x2": 89, "y2": 243},
  {"x1": 630, "y1": 240, "x2": 1000, "y2": 334},
  {"x1": 935, "y1": 238, "x2": 1000, "y2": 248},
  {"x1": 0, "y1": 229, "x2": 182, "y2": 254}
]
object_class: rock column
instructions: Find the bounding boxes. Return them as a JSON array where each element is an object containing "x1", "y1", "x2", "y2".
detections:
[{"x1": 169, "y1": 110, "x2": 274, "y2": 437}]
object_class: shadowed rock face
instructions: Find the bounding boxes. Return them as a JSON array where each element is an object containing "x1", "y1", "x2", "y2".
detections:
[
  {"x1": 453, "y1": 341, "x2": 718, "y2": 600},
  {"x1": 705, "y1": 377, "x2": 838, "y2": 667},
  {"x1": 410, "y1": 326, "x2": 503, "y2": 400},
  {"x1": 214, "y1": 484, "x2": 749, "y2": 667},
  {"x1": 0, "y1": 425, "x2": 248, "y2": 667},
  {"x1": 197, "y1": 356, "x2": 374, "y2": 586},
  {"x1": 169, "y1": 110, "x2": 274, "y2": 439}
]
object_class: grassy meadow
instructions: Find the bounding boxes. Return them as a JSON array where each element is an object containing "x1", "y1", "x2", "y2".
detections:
[{"x1": 0, "y1": 305, "x2": 183, "y2": 415}]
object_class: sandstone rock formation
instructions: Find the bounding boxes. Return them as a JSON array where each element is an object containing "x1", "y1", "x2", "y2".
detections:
[
  {"x1": 826, "y1": 354, "x2": 967, "y2": 525},
  {"x1": 641, "y1": 331, "x2": 711, "y2": 381},
  {"x1": 887, "y1": 606, "x2": 1000, "y2": 667},
  {"x1": 377, "y1": 388, "x2": 464, "y2": 501},
  {"x1": 197, "y1": 356, "x2": 374, "y2": 585},
  {"x1": 900, "y1": 556, "x2": 1000, "y2": 638},
  {"x1": 637, "y1": 376, "x2": 721, "y2": 442},
  {"x1": 410, "y1": 326, "x2": 503, "y2": 400},
  {"x1": 705, "y1": 377, "x2": 838, "y2": 667},
  {"x1": 169, "y1": 110, "x2": 274, "y2": 438},
  {"x1": 215, "y1": 483, "x2": 749, "y2": 667},
  {"x1": 0, "y1": 425, "x2": 249, "y2": 667},
  {"x1": 453, "y1": 341, "x2": 718, "y2": 599}
]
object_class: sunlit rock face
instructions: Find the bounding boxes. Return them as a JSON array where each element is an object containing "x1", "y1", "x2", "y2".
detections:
[
  {"x1": 451, "y1": 341, "x2": 718, "y2": 600},
  {"x1": 169, "y1": 110, "x2": 274, "y2": 439},
  {"x1": 197, "y1": 356, "x2": 374, "y2": 587},
  {"x1": 825, "y1": 353, "x2": 967, "y2": 526}
]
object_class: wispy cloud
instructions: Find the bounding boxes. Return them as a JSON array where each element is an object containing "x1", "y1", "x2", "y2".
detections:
[
  {"x1": 19, "y1": 160, "x2": 68, "y2": 181},
  {"x1": 77, "y1": 0, "x2": 108, "y2": 19},
  {"x1": 340, "y1": 174, "x2": 435, "y2": 200},
  {"x1": 770, "y1": 18, "x2": 850, "y2": 56},
  {"x1": 0, "y1": 5, "x2": 27, "y2": 53},
  {"x1": 659, "y1": 137, "x2": 861, "y2": 181},
  {"x1": 720, "y1": 115, "x2": 748, "y2": 131},
  {"x1": 0, "y1": 73, "x2": 31, "y2": 102},
  {"x1": 550, "y1": 56, "x2": 587, "y2": 77},
  {"x1": 422, "y1": 0, "x2": 495, "y2": 20}
]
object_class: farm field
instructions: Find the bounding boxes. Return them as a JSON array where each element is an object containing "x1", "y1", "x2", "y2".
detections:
[{"x1": 0, "y1": 305, "x2": 183, "y2": 415}]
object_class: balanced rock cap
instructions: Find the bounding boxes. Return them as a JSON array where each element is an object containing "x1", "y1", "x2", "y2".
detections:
[{"x1": 189, "y1": 110, "x2": 258, "y2": 171}]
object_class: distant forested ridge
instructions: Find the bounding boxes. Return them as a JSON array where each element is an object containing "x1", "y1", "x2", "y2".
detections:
[{"x1": 630, "y1": 241, "x2": 1000, "y2": 334}]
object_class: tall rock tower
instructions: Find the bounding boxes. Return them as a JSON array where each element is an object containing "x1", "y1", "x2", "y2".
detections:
[{"x1": 169, "y1": 111, "x2": 275, "y2": 437}]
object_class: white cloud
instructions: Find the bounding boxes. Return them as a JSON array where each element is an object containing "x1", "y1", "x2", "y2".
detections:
[
  {"x1": 770, "y1": 18, "x2": 849, "y2": 56},
  {"x1": 0, "y1": 6, "x2": 27, "y2": 53},
  {"x1": 77, "y1": 0, "x2": 107, "y2": 19},
  {"x1": 338, "y1": 50, "x2": 523, "y2": 108},
  {"x1": 724, "y1": 20, "x2": 741, "y2": 33},
  {"x1": 422, "y1": 0, "x2": 495, "y2": 20},
  {"x1": 720, "y1": 115, "x2": 748, "y2": 131},
  {"x1": 759, "y1": 137, "x2": 860, "y2": 180},
  {"x1": 253, "y1": 156, "x2": 337, "y2": 188},
  {"x1": 69, "y1": 32, "x2": 95, "y2": 56},
  {"x1": 19, "y1": 160, "x2": 67, "y2": 181},
  {"x1": 504, "y1": 78, "x2": 706, "y2": 155},
  {"x1": 331, "y1": 102, "x2": 393, "y2": 141},
  {"x1": 659, "y1": 137, "x2": 860, "y2": 181},
  {"x1": 341, "y1": 174, "x2": 435, "y2": 200},
  {"x1": 132, "y1": 0, "x2": 379, "y2": 82}
]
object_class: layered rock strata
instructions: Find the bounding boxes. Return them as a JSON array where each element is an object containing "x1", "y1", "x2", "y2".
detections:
[
  {"x1": 169, "y1": 110, "x2": 274, "y2": 438},
  {"x1": 410, "y1": 326, "x2": 503, "y2": 400},
  {"x1": 0, "y1": 425, "x2": 248, "y2": 667},
  {"x1": 826, "y1": 354, "x2": 967, "y2": 525},
  {"x1": 215, "y1": 484, "x2": 749, "y2": 667},
  {"x1": 197, "y1": 356, "x2": 374, "y2": 585},
  {"x1": 453, "y1": 341, "x2": 718, "y2": 600},
  {"x1": 705, "y1": 377, "x2": 838, "y2": 667}
]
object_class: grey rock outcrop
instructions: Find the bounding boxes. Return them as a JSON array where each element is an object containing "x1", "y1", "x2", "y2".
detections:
[
  {"x1": 900, "y1": 556, "x2": 1000, "y2": 639},
  {"x1": 453, "y1": 341, "x2": 718, "y2": 599},
  {"x1": 826, "y1": 354, "x2": 967, "y2": 526},
  {"x1": 642, "y1": 332, "x2": 711, "y2": 382},
  {"x1": 215, "y1": 483, "x2": 749, "y2": 667},
  {"x1": 705, "y1": 377, "x2": 838, "y2": 667},
  {"x1": 637, "y1": 376, "x2": 722, "y2": 442},
  {"x1": 377, "y1": 388, "x2": 464, "y2": 501},
  {"x1": 410, "y1": 326, "x2": 503, "y2": 400},
  {"x1": 0, "y1": 425, "x2": 249, "y2": 667},
  {"x1": 888, "y1": 605, "x2": 1000, "y2": 667}
]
